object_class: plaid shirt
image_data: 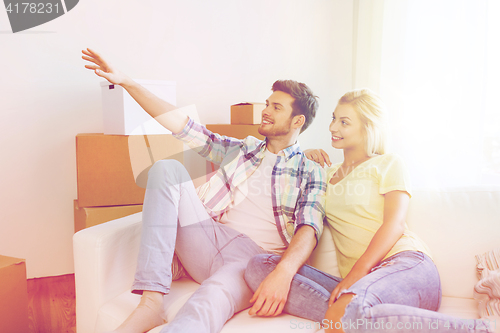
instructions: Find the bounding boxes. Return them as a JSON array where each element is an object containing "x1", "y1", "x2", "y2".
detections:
[{"x1": 173, "y1": 117, "x2": 326, "y2": 246}]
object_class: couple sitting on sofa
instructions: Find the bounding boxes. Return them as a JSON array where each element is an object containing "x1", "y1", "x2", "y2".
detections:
[{"x1": 82, "y1": 48, "x2": 495, "y2": 333}]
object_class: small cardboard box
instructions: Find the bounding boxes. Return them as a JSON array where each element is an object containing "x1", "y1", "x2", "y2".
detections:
[
  {"x1": 101, "y1": 79, "x2": 176, "y2": 135},
  {"x1": 0, "y1": 256, "x2": 29, "y2": 333},
  {"x1": 76, "y1": 133, "x2": 183, "y2": 207},
  {"x1": 74, "y1": 200, "x2": 143, "y2": 232},
  {"x1": 230, "y1": 103, "x2": 266, "y2": 125},
  {"x1": 205, "y1": 124, "x2": 265, "y2": 140}
]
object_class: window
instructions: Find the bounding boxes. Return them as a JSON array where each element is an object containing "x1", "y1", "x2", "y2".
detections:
[{"x1": 356, "y1": 0, "x2": 500, "y2": 188}]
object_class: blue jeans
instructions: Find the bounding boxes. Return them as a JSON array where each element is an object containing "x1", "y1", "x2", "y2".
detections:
[{"x1": 245, "y1": 251, "x2": 495, "y2": 332}]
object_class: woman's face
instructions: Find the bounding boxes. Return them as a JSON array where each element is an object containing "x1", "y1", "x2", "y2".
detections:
[{"x1": 329, "y1": 103, "x2": 366, "y2": 151}]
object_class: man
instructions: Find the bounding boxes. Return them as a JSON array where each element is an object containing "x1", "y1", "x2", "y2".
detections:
[{"x1": 82, "y1": 48, "x2": 326, "y2": 333}]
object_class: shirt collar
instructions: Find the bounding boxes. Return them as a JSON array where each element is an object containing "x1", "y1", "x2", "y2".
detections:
[{"x1": 280, "y1": 140, "x2": 302, "y2": 161}]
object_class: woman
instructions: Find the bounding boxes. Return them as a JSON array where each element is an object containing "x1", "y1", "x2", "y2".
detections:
[{"x1": 244, "y1": 89, "x2": 495, "y2": 333}]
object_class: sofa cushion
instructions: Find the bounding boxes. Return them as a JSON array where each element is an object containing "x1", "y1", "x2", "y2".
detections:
[
  {"x1": 438, "y1": 296, "x2": 481, "y2": 319},
  {"x1": 95, "y1": 278, "x2": 199, "y2": 333},
  {"x1": 406, "y1": 188, "x2": 500, "y2": 299},
  {"x1": 308, "y1": 225, "x2": 340, "y2": 277},
  {"x1": 107, "y1": 296, "x2": 481, "y2": 333},
  {"x1": 99, "y1": 278, "x2": 322, "y2": 333},
  {"x1": 148, "y1": 309, "x2": 322, "y2": 333},
  {"x1": 98, "y1": 282, "x2": 480, "y2": 333}
]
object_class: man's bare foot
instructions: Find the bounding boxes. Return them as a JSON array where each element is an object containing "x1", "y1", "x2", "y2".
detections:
[{"x1": 108, "y1": 291, "x2": 167, "y2": 333}]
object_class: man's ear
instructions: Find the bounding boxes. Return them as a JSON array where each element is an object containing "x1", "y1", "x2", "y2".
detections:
[{"x1": 292, "y1": 114, "x2": 305, "y2": 129}]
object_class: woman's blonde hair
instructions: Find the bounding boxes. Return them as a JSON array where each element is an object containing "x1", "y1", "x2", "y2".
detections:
[{"x1": 338, "y1": 88, "x2": 387, "y2": 156}]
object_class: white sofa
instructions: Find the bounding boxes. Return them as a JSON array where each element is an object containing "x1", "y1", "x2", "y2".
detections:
[{"x1": 73, "y1": 187, "x2": 500, "y2": 333}]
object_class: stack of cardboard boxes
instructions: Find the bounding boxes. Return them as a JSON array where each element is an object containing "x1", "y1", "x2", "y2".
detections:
[
  {"x1": 74, "y1": 80, "x2": 184, "y2": 232},
  {"x1": 206, "y1": 103, "x2": 265, "y2": 140},
  {"x1": 74, "y1": 134, "x2": 183, "y2": 232}
]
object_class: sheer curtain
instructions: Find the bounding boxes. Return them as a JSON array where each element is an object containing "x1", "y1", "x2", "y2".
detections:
[{"x1": 354, "y1": 0, "x2": 500, "y2": 188}]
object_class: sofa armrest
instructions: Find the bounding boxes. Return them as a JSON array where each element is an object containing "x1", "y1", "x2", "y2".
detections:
[{"x1": 73, "y1": 212, "x2": 143, "y2": 333}]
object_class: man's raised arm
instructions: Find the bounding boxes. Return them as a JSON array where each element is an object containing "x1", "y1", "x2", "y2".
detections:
[{"x1": 82, "y1": 48, "x2": 188, "y2": 134}]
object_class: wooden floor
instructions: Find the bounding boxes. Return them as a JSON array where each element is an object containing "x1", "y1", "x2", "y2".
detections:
[{"x1": 27, "y1": 274, "x2": 76, "y2": 333}]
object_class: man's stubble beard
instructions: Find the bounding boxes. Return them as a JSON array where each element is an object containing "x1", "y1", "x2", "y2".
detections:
[{"x1": 258, "y1": 118, "x2": 293, "y2": 138}]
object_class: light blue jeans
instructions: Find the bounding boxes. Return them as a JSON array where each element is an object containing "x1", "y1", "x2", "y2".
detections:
[
  {"x1": 132, "y1": 160, "x2": 268, "y2": 333},
  {"x1": 245, "y1": 251, "x2": 495, "y2": 332}
]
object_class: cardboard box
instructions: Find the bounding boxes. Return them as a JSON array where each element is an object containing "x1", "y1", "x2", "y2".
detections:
[
  {"x1": 0, "y1": 256, "x2": 29, "y2": 333},
  {"x1": 230, "y1": 103, "x2": 265, "y2": 125},
  {"x1": 76, "y1": 133, "x2": 183, "y2": 207},
  {"x1": 205, "y1": 124, "x2": 265, "y2": 140},
  {"x1": 101, "y1": 79, "x2": 176, "y2": 135},
  {"x1": 74, "y1": 200, "x2": 143, "y2": 232}
]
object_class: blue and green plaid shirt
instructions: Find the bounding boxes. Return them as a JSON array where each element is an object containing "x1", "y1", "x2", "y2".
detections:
[{"x1": 173, "y1": 117, "x2": 326, "y2": 246}]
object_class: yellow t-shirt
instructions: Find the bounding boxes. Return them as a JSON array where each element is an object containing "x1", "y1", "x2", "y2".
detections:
[{"x1": 325, "y1": 153, "x2": 433, "y2": 278}]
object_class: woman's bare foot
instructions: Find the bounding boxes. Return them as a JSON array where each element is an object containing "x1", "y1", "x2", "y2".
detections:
[{"x1": 109, "y1": 291, "x2": 167, "y2": 333}]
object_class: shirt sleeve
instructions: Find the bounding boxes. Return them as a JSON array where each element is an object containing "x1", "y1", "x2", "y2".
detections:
[
  {"x1": 294, "y1": 160, "x2": 327, "y2": 246},
  {"x1": 172, "y1": 117, "x2": 246, "y2": 165},
  {"x1": 378, "y1": 154, "x2": 412, "y2": 198}
]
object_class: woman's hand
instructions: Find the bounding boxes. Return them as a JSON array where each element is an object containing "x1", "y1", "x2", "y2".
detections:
[
  {"x1": 328, "y1": 267, "x2": 368, "y2": 306},
  {"x1": 82, "y1": 48, "x2": 129, "y2": 85},
  {"x1": 303, "y1": 149, "x2": 332, "y2": 167}
]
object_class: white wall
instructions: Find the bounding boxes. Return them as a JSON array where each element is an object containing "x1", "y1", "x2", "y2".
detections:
[{"x1": 0, "y1": 0, "x2": 353, "y2": 278}]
